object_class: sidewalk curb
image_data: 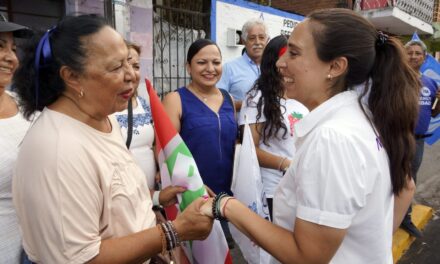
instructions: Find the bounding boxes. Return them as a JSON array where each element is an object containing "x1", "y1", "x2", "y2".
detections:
[{"x1": 392, "y1": 204, "x2": 433, "y2": 263}]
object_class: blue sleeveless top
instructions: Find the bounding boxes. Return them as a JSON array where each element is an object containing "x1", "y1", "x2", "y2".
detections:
[{"x1": 177, "y1": 87, "x2": 237, "y2": 194}]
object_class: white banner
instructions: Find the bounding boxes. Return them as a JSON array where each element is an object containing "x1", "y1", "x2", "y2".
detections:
[{"x1": 230, "y1": 117, "x2": 271, "y2": 264}]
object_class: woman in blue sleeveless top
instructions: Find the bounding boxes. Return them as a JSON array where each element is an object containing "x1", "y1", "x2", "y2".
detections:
[{"x1": 163, "y1": 39, "x2": 237, "y2": 195}]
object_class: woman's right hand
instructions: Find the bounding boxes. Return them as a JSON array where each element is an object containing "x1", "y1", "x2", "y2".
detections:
[
  {"x1": 200, "y1": 197, "x2": 214, "y2": 217},
  {"x1": 173, "y1": 197, "x2": 213, "y2": 241}
]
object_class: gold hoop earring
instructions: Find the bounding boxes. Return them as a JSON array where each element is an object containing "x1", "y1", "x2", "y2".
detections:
[
  {"x1": 79, "y1": 89, "x2": 84, "y2": 98},
  {"x1": 327, "y1": 74, "x2": 333, "y2": 81}
]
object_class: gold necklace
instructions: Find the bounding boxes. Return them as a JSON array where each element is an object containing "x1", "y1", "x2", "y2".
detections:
[{"x1": 188, "y1": 85, "x2": 217, "y2": 102}]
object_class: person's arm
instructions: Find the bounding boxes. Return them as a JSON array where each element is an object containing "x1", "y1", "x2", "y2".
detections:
[
  {"x1": 88, "y1": 198, "x2": 212, "y2": 264},
  {"x1": 234, "y1": 100, "x2": 243, "y2": 112},
  {"x1": 393, "y1": 176, "x2": 416, "y2": 233},
  {"x1": 249, "y1": 123, "x2": 291, "y2": 171},
  {"x1": 202, "y1": 129, "x2": 375, "y2": 263},
  {"x1": 432, "y1": 89, "x2": 440, "y2": 117},
  {"x1": 149, "y1": 185, "x2": 187, "y2": 207},
  {"x1": 162, "y1": 91, "x2": 182, "y2": 132},
  {"x1": 201, "y1": 198, "x2": 346, "y2": 263}
]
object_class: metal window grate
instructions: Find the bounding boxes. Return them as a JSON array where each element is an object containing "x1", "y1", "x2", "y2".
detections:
[{"x1": 152, "y1": 4, "x2": 209, "y2": 97}]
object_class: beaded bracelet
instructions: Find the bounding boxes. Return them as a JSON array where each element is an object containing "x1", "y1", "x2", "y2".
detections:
[
  {"x1": 161, "y1": 222, "x2": 172, "y2": 251},
  {"x1": 157, "y1": 224, "x2": 167, "y2": 256},
  {"x1": 168, "y1": 221, "x2": 181, "y2": 247},
  {"x1": 212, "y1": 192, "x2": 230, "y2": 221},
  {"x1": 160, "y1": 221, "x2": 181, "y2": 251}
]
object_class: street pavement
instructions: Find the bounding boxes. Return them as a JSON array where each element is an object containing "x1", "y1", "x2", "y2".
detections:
[{"x1": 399, "y1": 142, "x2": 440, "y2": 264}]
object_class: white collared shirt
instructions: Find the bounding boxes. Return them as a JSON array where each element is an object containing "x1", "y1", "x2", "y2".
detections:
[{"x1": 272, "y1": 90, "x2": 393, "y2": 264}]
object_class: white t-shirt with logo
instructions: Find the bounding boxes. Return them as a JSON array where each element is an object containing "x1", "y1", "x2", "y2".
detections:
[
  {"x1": 272, "y1": 91, "x2": 393, "y2": 263},
  {"x1": 239, "y1": 90, "x2": 309, "y2": 198}
]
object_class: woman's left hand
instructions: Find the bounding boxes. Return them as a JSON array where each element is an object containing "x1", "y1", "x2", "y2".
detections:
[{"x1": 159, "y1": 186, "x2": 187, "y2": 207}]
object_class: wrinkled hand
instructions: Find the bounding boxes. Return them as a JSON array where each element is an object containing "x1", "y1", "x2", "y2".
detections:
[
  {"x1": 159, "y1": 186, "x2": 187, "y2": 207},
  {"x1": 174, "y1": 197, "x2": 213, "y2": 241},
  {"x1": 200, "y1": 197, "x2": 214, "y2": 218}
]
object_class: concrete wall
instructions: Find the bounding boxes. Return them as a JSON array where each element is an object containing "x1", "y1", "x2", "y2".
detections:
[
  {"x1": 114, "y1": 0, "x2": 153, "y2": 97},
  {"x1": 66, "y1": 0, "x2": 153, "y2": 97}
]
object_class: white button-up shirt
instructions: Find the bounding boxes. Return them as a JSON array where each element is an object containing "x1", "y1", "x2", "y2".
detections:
[{"x1": 273, "y1": 90, "x2": 393, "y2": 264}]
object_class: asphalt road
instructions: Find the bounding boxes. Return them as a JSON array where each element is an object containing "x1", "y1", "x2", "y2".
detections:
[{"x1": 399, "y1": 142, "x2": 440, "y2": 264}]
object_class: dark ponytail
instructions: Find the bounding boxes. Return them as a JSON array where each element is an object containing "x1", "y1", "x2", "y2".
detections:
[
  {"x1": 368, "y1": 36, "x2": 419, "y2": 194},
  {"x1": 308, "y1": 8, "x2": 419, "y2": 194},
  {"x1": 12, "y1": 14, "x2": 109, "y2": 120}
]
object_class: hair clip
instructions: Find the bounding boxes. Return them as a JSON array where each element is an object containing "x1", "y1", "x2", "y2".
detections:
[{"x1": 376, "y1": 31, "x2": 389, "y2": 47}]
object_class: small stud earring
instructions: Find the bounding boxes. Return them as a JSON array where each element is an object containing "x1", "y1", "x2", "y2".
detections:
[
  {"x1": 327, "y1": 74, "x2": 333, "y2": 81},
  {"x1": 79, "y1": 89, "x2": 84, "y2": 98}
]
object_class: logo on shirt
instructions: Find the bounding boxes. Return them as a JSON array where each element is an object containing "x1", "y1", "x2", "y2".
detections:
[
  {"x1": 288, "y1": 112, "x2": 304, "y2": 136},
  {"x1": 419, "y1": 86, "x2": 432, "y2": 106},
  {"x1": 421, "y1": 86, "x2": 431, "y2": 97}
]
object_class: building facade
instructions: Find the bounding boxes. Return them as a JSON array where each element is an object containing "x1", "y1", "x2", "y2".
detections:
[{"x1": 270, "y1": 0, "x2": 435, "y2": 35}]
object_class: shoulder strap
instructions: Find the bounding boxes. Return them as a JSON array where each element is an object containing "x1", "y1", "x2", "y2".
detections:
[
  {"x1": 125, "y1": 98, "x2": 133, "y2": 149},
  {"x1": 219, "y1": 88, "x2": 240, "y2": 141},
  {"x1": 220, "y1": 88, "x2": 233, "y2": 108}
]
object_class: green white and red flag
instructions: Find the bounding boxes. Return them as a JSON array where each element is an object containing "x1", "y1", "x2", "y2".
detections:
[{"x1": 146, "y1": 79, "x2": 233, "y2": 264}]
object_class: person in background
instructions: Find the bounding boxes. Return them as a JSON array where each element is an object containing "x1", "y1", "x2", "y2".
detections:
[
  {"x1": 400, "y1": 39, "x2": 440, "y2": 237},
  {"x1": 201, "y1": 8, "x2": 418, "y2": 263},
  {"x1": 12, "y1": 14, "x2": 212, "y2": 263},
  {"x1": 114, "y1": 42, "x2": 157, "y2": 189},
  {"x1": 217, "y1": 18, "x2": 269, "y2": 111},
  {"x1": 163, "y1": 38, "x2": 237, "y2": 197},
  {"x1": 0, "y1": 16, "x2": 32, "y2": 264},
  {"x1": 239, "y1": 35, "x2": 308, "y2": 218},
  {"x1": 163, "y1": 38, "x2": 237, "y2": 247},
  {"x1": 114, "y1": 41, "x2": 174, "y2": 215}
]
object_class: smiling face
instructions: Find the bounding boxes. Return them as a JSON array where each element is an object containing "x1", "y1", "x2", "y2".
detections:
[
  {"x1": 0, "y1": 32, "x2": 18, "y2": 93},
  {"x1": 276, "y1": 20, "x2": 332, "y2": 110},
  {"x1": 244, "y1": 24, "x2": 268, "y2": 64},
  {"x1": 186, "y1": 44, "x2": 222, "y2": 89},
  {"x1": 77, "y1": 26, "x2": 135, "y2": 116},
  {"x1": 406, "y1": 44, "x2": 425, "y2": 71}
]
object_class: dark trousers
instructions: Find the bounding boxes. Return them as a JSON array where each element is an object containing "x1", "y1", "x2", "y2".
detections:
[{"x1": 403, "y1": 138, "x2": 425, "y2": 224}]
